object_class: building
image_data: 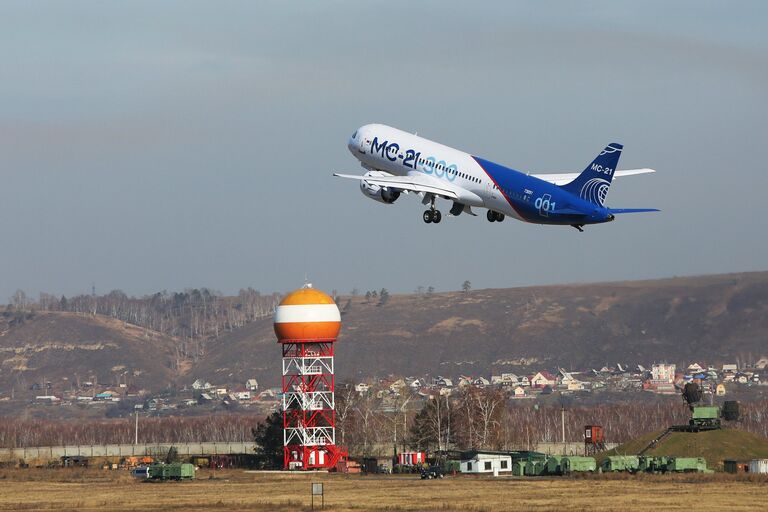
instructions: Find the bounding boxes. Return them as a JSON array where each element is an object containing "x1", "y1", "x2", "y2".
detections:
[
  {"x1": 245, "y1": 379, "x2": 259, "y2": 391},
  {"x1": 513, "y1": 386, "x2": 526, "y2": 398},
  {"x1": 530, "y1": 371, "x2": 557, "y2": 388},
  {"x1": 651, "y1": 363, "x2": 676, "y2": 384},
  {"x1": 460, "y1": 451, "x2": 512, "y2": 474}
]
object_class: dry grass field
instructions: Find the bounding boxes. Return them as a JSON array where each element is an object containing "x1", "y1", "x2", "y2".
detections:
[{"x1": 0, "y1": 469, "x2": 766, "y2": 511}]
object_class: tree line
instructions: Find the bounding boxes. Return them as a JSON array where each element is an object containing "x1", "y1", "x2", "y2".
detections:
[
  {"x1": 2, "y1": 398, "x2": 767, "y2": 453},
  {"x1": 9, "y1": 288, "x2": 280, "y2": 359}
]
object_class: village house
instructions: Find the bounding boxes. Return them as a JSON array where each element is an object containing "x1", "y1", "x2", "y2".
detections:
[
  {"x1": 530, "y1": 371, "x2": 557, "y2": 389},
  {"x1": 192, "y1": 379, "x2": 212, "y2": 391},
  {"x1": 245, "y1": 379, "x2": 259, "y2": 391}
]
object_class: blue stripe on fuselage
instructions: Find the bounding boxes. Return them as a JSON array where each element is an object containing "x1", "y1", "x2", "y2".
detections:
[{"x1": 472, "y1": 156, "x2": 608, "y2": 225}]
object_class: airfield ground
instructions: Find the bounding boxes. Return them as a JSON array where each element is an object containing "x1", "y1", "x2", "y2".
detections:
[{"x1": 0, "y1": 468, "x2": 766, "y2": 511}]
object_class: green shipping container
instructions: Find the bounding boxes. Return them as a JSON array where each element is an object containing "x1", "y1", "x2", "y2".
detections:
[
  {"x1": 601, "y1": 456, "x2": 639, "y2": 472},
  {"x1": 561, "y1": 456, "x2": 596, "y2": 473},
  {"x1": 667, "y1": 457, "x2": 709, "y2": 473},
  {"x1": 147, "y1": 462, "x2": 195, "y2": 480},
  {"x1": 511, "y1": 461, "x2": 525, "y2": 476}
]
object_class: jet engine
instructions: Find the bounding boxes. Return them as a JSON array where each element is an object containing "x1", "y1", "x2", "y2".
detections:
[{"x1": 360, "y1": 171, "x2": 401, "y2": 204}]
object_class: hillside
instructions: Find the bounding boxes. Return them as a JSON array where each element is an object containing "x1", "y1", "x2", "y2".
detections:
[
  {"x1": 192, "y1": 271, "x2": 768, "y2": 387},
  {"x1": 1, "y1": 271, "x2": 767, "y2": 395},
  {"x1": 604, "y1": 428, "x2": 768, "y2": 468},
  {"x1": 0, "y1": 311, "x2": 180, "y2": 395}
]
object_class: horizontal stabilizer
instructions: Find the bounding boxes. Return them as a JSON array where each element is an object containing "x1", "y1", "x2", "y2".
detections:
[
  {"x1": 532, "y1": 168, "x2": 656, "y2": 186},
  {"x1": 608, "y1": 208, "x2": 660, "y2": 214}
]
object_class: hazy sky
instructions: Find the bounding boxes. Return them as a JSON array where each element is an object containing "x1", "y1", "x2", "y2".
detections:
[{"x1": 1, "y1": 1, "x2": 767, "y2": 300}]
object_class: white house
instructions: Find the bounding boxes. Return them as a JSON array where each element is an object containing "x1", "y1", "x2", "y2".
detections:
[
  {"x1": 721, "y1": 364, "x2": 738, "y2": 373},
  {"x1": 192, "y1": 379, "x2": 212, "y2": 390},
  {"x1": 513, "y1": 386, "x2": 526, "y2": 398},
  {"x1": 355, "y1": 382, "x2": 370, "y2": 394},
  {"x1": 235, "y1": 390, "x2": 251, "y2": 401},
  {"x1": 245, "y1": 379, "x2": 259, "y2": 391},
  {"x1": 530, "y1": 372, "x2": 557, "y2": 388},
  {"x1": 460, "y1": 452, "x2": 512, "y2": 474}
]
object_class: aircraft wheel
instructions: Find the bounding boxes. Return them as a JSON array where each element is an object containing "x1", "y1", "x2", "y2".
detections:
[
  {"x1": 433, "y1": 210, "x2": 442, "y2": 223},
  {"x1": 497, "y1": 213, "x2": 505, "y2": 222},
  {"x1": 487, "y1": 210, "x2": 496, "y2": 222},
  {"x1": 423, "y1": 210, "x2": 433, "y2": 223}
]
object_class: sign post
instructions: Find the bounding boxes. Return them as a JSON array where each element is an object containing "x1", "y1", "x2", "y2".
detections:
[{"x1": 311, "y1": 482, "x2": 324, "y2": 509}]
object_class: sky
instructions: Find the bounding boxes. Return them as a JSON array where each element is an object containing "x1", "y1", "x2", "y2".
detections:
[{"x1": 1, "y1": 1, "x2": 767, "y2": 300}]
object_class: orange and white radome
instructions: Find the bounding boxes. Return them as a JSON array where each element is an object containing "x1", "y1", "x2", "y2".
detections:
[{"x1": 273, "y1": 285, "x2": 341, "y2": 341}]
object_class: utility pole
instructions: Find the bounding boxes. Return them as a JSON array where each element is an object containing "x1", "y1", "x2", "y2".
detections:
[
  {"x1": 561, "y1": 405, "x2": 566, "y2": 449},
  {"x1": 134, "y1": 410, "x2": 139, "y2": 445}
]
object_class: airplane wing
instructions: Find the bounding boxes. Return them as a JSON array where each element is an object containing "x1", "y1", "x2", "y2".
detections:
[
  {"x1": 531, "y1": 168, "x2": 656, "y2": 186},
  {"x1": 334, "y1": 172, "x2": 460, "y2": 200}
]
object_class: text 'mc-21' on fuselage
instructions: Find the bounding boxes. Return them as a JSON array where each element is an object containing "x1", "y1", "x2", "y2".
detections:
[{"x1": 334, "y1": 124, "x2": 658, "y2": 231}]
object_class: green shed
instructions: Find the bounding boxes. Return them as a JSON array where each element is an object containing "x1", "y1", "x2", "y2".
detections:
[
  {"x1": 544, "y1": 455, "x2": 563, "y2": 475},
  {"x1": 524, "y1": 459, "x2": 545, "y2": 476}
]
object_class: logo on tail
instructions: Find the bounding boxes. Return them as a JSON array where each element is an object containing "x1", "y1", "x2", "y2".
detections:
[{"x1": 579, "y1": 178, "x2": 611, "y2": 205}]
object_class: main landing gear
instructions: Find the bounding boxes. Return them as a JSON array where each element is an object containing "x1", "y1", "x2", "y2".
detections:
[
  {"x1": 487, "y1": 210, "x2": 505, "y2": 222},
  {"x1": 571, "y1": 224, "x2": 584, "y2": 232},
  {"x1": 423, "y1": 195, "x2": 442, "y2": 224}
]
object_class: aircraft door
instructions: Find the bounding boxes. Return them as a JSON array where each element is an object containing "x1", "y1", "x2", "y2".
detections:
[{"x1": 486, "y1": 180, "x2": 497, "y2": 201}]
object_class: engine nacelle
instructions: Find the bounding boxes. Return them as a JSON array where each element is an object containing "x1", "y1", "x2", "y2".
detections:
[{"x1": 360, "y1": 171, "x2": 401, "y2": 204}]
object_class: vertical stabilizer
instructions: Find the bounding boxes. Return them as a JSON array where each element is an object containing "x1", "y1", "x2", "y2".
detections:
[{"x1": 560, "y1": 143, "x2": 623, "y2": 205}]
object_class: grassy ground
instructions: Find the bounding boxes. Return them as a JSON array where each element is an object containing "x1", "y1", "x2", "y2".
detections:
[
  {"x1": 0, "y1": 468, "x2": 766, "y2": 511},
  {"x1": 601, "y1": 428, "x2": 768, "y2": 469}
]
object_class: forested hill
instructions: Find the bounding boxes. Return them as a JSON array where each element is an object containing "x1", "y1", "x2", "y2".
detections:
[
  {"x1": 2, "y1": 271, "x2": 767, "y2": 393},
  {"x1": 194, "y1": 271, "x2": 768, "y2": 387}
]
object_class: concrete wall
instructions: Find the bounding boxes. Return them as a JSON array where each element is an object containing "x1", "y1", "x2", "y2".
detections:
[{"x1": 0, "y1": 442, "x2": 256, "y2": 462}]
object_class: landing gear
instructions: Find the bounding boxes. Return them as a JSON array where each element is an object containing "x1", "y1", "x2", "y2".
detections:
[
  {"x1": 423, "y1": 209, "x2": 442, "y2": 224},
  {"x1": 571, "y1": 224, "x2": 584, "y2": 232},
  {"x1": 423, "y1": 195, "x2": 441, "y2": 224},
  {"x1": 487, "y1": 210, "x2": 505, "y2": 222}
]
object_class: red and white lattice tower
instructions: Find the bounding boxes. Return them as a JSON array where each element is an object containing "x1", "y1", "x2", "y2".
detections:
[{"x1": 274, "y1": 285, "x2": 347, "y2": 470}]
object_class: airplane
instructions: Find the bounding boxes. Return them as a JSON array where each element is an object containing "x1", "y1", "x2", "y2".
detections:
[{"x1": 335, "y1": 124, "x2": 658, "y2": 231}]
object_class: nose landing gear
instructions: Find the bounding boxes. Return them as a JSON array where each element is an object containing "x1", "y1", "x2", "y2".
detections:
[
  {"x1": 423, "y1": 209, "x2": 442, "y2": 224},
  {"x1": 423, "y1": 196, "x2": 442, "y2": 224}
]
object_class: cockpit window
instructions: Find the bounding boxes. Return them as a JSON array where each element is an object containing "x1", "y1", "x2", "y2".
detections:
[{"x1": 351, "y1": 130, "x2": 358, "y2": 139}]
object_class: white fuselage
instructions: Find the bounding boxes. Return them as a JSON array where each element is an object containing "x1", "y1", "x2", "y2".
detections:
[{"x1": 348, "y1": 124, "x2": 524, "y2": 220}]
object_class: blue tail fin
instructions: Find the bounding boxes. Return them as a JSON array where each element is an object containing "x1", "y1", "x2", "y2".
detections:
[{"x1": 560, "y1": 143, "x2": 623, "y2": 205}]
